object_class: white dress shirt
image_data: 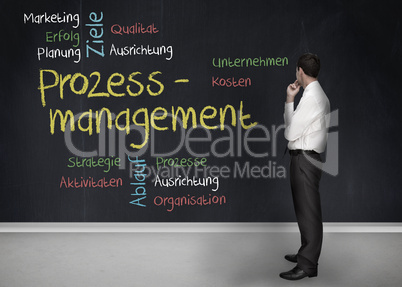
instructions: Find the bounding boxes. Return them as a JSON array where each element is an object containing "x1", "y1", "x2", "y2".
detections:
[{"x1": 284, "y1": 81, "x2": 330, "y2": 153}]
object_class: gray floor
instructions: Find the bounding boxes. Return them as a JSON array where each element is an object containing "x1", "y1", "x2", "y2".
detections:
[{"x1": 0, "y1": 232, "x2": 401, "y2": 287}]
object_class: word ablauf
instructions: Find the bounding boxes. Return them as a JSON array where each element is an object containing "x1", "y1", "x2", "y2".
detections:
[{"x1": 129, "y1": 156, "x2": 147, "y2": 207}]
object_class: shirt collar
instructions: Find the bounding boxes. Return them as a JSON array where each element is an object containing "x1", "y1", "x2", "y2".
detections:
[
  {"x1": 305, "y1": 80, "x2": 319, "y2": 90},
  {"x1": 302, "y1": 80, "x2": 319, "y2": 97}
]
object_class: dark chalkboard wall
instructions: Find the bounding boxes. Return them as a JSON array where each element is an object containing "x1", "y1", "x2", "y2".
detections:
[{"x1": 1, "y1": 0, "x2": 401, "y2": 222}]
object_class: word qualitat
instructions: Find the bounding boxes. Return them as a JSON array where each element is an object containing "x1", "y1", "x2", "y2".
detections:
[{"x1": 111, "y1": 23, "x2": 159, "y2": 35}]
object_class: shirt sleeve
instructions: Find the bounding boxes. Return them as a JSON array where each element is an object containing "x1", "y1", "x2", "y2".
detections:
[
  {"x1": 283, "y1": 97, "x2": 319, "y2": 142},
  {"x1": 283, "y1": 102, "x2": 294, "y2": 127}
]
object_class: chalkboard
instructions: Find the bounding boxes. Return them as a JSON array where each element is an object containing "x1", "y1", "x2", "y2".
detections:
[{"x1": 1, "y1": 0, "x2": 402, "y2": 222}]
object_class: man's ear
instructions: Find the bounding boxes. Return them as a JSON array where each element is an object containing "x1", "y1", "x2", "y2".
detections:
[{"x1": 298, "y1": 67, "x2": 305, "y2": 76}]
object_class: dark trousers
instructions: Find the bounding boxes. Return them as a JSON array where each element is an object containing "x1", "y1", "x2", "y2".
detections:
[{"x1": 290, "y1": 153, "x2": 323, "y2": 276}]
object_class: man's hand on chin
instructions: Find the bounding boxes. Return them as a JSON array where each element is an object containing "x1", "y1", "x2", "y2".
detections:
[{"x1": 286, "y1": 80, "x2": 300, "y2": 103}]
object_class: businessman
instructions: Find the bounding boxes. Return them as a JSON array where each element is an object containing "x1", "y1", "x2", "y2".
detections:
[{"x1": 280, "y1": 53, "x2": 330, "y2": 280}]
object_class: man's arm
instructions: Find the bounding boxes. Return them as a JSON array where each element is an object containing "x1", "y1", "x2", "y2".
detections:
[
  {"x1": 283, "y1": 80, "x2": 300, "y2": 138},
  {"x1": 284, "y1": 80, "x2": 300, "y2": 139},
  {"x1": 284, "y1": 96, "x2": 319, "y2": 142}
]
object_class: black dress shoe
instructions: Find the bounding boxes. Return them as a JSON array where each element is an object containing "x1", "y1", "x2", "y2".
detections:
[
  {"x1": 279, "y1": 266, "x2": 309, "y2": 280},
  {"x1": 284, "y1": 254, "x2": 297, "y2": 263}
]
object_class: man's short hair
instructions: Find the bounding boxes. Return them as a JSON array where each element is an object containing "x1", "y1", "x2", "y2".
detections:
[{"x1": 297, "y1": 53, "x2": 320, "y2": 78}]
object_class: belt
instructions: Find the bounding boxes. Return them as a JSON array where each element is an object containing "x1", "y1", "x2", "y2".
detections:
[{"x1": 289, "y1": 149, "x2": 319, "y2": 155}]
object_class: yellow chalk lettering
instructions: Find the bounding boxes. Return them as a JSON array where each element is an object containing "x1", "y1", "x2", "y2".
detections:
[
  {"x1": 39, "y1": 69, "x2": 59, "y2": 107},
  {"x1": 107, "y1": 72, "x2": 125, "y2": 97},
  {"x1": 171, "y1": 106, "x2": 197, "y2": 131},
  {"x1": 240, "y1": 101, "x2": 258, "y2": 129},
  {"x1": 59, "y1": 74, "x2": 72, "y2": 100},
  {"x1": 70, "y1": 73, "x2": 89, "y2": 95},
  {"x1": 127, "y1": 72, "x2": 144, "y2": 96},
  {"x1": 115, "y1": 108, "x2": 130, "y2": 134},
  {"x1": 131, "y1": 108, "x2": 149, "y2": 149},
  {"x1": 147, "y1": 71, "x2": 164, "y2": 96},
  {"x1": 219, "y1": 104, "x2": 236, "y2": 130},
  {"x1": 78, "y1": 110, "x2": 93, "y2": 135},
  {"x1": 200, "y1": 106, "x2": 218, "y2": 130},
  {"x1": 151, "y1": 107, "x2": 168, "y2": 131},
  {"x1": 95, "y1": 107, "x2": 112, "y2": 134},
  {"x1": 49, "y1": 109, "x2": 74, "y2": 134},
  {"x1": 88, "y1": 71, "x2": 109, "y2": 98}
]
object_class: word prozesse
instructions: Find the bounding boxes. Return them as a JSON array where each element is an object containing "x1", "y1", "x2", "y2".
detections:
[
  {"x1": 156, "y1": 157, "x2": 207, "y2": 169},
  {"x1": 39, "y1": 69, "x2": 164, "y2": 107}
]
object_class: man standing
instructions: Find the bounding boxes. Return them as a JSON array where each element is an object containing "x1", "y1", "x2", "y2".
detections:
[{"x1": 280, "y1": 53, "x2": 330, "y2": 280}]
